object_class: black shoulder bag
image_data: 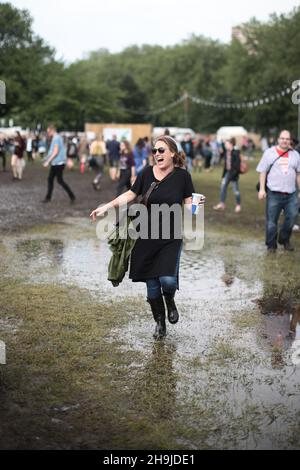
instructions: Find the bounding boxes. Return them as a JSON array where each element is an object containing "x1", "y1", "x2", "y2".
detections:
[
  {"x1": 256, "y1": 149, "x2": 290, "y2": 192},
  {"x1": 141, "y1": 169, "x2": 176, "y2": 206}
]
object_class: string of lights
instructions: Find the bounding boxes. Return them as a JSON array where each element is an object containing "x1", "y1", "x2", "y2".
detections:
[{"x1": 120, "y1": 81, "x2": 297, "y2": 115}]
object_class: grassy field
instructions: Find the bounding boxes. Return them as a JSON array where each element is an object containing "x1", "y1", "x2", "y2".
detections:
[{"x1": 1, "y1": 159, "x2": 300, "y2": 450}]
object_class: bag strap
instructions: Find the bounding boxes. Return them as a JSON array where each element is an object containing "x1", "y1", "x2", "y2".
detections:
[
  {"x1": 141, "y1": 169, "x2": 175, "y2": 206},
  {"x1": 266, "y1": 148, "x2": 290, "y2": 178}
]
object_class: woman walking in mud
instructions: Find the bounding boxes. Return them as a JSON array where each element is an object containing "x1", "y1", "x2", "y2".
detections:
[{"x1": 91, "y1": 135, "x2": 204, "y2": 339}]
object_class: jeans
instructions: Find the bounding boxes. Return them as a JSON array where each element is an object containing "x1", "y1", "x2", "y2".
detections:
[
  {"x1": 92, "y1": 155, "x2": 104, "y2": 187},
  {"x1": 146, "y1": 244, "x2": 182, "y2": 299},
  {"x1": 266, "y1": 190, "x2": 299, "y2": 248},
  {"x1": 220, "y1": 172, "x2": 241, "y2": 205},
  {"x1": 186, "y1": 156, "x2": 193, "y2": 172},
  {"x1": 46, "y1": 164, "x2": 75, "y2": 201}
]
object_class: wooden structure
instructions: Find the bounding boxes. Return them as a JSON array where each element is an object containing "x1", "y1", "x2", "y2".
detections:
[{"x1": 85, "y1": 123, "x2": 152, "y2": 144}]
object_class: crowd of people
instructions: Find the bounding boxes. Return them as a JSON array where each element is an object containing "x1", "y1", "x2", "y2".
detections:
[
  {"x1": 1, "y1": 125, "x2": 300, "y2": 232},
  {"x1": 1, "y1": 124, "x2": 300, "y2": 339}
]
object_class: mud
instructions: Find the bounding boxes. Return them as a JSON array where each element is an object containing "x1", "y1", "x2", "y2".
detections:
[{"x1": 0, "y1": 164, "x2": 300, "y2": 449}]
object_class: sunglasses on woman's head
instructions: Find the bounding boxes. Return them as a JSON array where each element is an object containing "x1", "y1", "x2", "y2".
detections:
[{"x1": 152, "y1": 147, "x2": 166, "y2": 155}]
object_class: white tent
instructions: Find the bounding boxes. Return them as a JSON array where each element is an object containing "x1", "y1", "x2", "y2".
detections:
[{"x1": 216, "y1": 126, "x2": 248, "y2": 142}]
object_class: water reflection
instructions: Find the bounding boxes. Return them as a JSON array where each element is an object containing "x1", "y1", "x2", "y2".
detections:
[
  {"x1": 289, "y1": 307, "x2": 300, "y2": 338},
  {"x1": 16, "y1": 239, "x2": 64, "y2": 265},
  {"x1": 221, "y1": 260, "x2": 237, "y2": 286},
  {"x1": 131, "y1": 342, "x2": 177, "y2": 420}
]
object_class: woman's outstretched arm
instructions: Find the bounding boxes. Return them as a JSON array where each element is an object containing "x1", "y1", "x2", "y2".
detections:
[{"x1": 90, "y1": 190, "x2": 137, "y2": 221}]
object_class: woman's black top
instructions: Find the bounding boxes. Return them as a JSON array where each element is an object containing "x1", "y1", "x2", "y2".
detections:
[{"x1": 129, "y1": 166, "x2": 194, "y2": 283}]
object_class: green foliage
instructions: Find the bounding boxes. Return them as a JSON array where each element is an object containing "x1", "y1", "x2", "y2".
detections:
[{"x1": 0, "y1": 2, "x2": 299, "y2": 133}]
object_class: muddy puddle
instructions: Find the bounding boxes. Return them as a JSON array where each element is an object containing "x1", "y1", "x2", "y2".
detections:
[{"x1": 1, "y1": 217, "x2": 300, "y2": 449}]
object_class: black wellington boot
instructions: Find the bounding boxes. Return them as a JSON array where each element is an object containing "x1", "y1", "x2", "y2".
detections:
[
  {"x1": 147, "y1": 296, "x2": 167, "y2": 339},
  {"x1": 163, "y1": 292, "x2": 179, "y2": 324}
]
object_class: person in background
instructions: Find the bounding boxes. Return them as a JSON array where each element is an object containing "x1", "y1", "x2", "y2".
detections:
[
  {"x1": 66, "y1": 136, "x2": 78, "y2": 169},
  {"x1": 213, "y1": 137, "x2": 241, "y2": 213},
  {"x1": 133, "y1": 138, "x2": 147, "y2": 177},
  {"x1": 0, "y1": 133, "x2": 7, "y2": 171},
  {"x1": 89, "y1": 135, "x2": 106, "y2": 191},
  {"x1": 38, "y1": 136, "x2": 47, "y2": 160},
  {"x1": 143, "y1": 136, "x2": 152, "y2": 164},
  {"x1": 11, "y1": 131, "x2": 26, "y2": 180},
  {"x1": 202, "y1": 139, "x2": 213, "y2": 171},
  {"x1": 257, "y1": 130, "x2": 300, "y2": 252},
  {"x1": 78, "y1": 134, "x2": 89, "y2": 174},
  {"x1": 26, "y1": 132, "x2": 34, "y2": 162},
  {"x1": 181, "y1": 133, "x2": 195, "y2": 172},
  {"x1": 106, "y1": 134, "x2": 120, "y2": 181},
  {"x1": 42, "y1": 124, "x2": 76, "y2": 204},
  {"x1": 116, "y1": 140, "x2": 135, "y2": 196},
  {"x1": 210, "y1": 138, "x2": 220, "y2": 167}
]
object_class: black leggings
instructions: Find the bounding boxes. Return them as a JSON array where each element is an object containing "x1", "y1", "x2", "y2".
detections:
[{"x1": 46, "y1": 164, "x2": 75, "y2": 201}]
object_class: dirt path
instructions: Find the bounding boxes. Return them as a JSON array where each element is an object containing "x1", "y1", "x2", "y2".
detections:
[{"x1": 0, "y1": 162, "x2": 116, "y2": 233}]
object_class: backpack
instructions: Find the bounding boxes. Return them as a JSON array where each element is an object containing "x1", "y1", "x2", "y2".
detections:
[{"x1": 239, "y1": 154, "x2": 249, "y2": 174}]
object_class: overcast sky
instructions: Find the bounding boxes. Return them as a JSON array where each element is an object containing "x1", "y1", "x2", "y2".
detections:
[{"x1": 7, "y1": 0, "x2": 300, "y2": 63}]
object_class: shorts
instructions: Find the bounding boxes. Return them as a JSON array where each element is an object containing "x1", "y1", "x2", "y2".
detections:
[{"x1": 109, "y1": 157, "x2": 119, "y2": 168}]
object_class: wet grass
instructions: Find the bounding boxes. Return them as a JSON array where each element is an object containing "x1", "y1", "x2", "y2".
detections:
[
  {"x1": 1, "y1": 161, "x2": 300, "y2": 449},
  {"x1": 0, "y1": 275, "x2": 142, "y2": 449}
]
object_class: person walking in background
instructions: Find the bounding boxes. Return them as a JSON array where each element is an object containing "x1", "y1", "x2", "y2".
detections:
[
  {"x1": 11, "y1": 131, "x2": 26, "y2": 180},
  {"x1": 38, "y1": 136, "x2": 47, "y2": 160},
  {"x1": 257, "y1": 130, "x2": 300, "y2": 252},
  {"x1": 181, "y1": 133, "x2": 195, "y2": 172},
  {"x1": 133, "y1": 138, "x2": 147, "y2": 176},
  {"x1": 213, "y1": 137, "x2": 241, "y2": 213},
  {"x1": 143, "y1": 136, "x2": 152, "y2": 164},
  {"x1": 210, "y1": 138, "x2": 220, "y2": 167},
  {"x1": 116, "y1": 140, "x2": 135, "y2": 196},
  {"x1": 32, "y1": 133, "x2": 39, "y2": 160},
  {"x1": 89, "y1": 135, "x2": 106, "y2": 191},
  {"x1": 78, "y1": 133, "x2": 89, "y2": 174},
  {"x1": 106, "y1": 134, "x2": 120, "y2": 181},
  {"x1": 202, "y1": 139, "x2": 213, "y2": 171},
  {"x1": 26, "y1": 133, "x2": 34, "y2": 162},
  {"x1": 66, "y1": 136, "x2": 78, "y2": 169},
  {"x1": 0, "y1": 133, "x2": 7, "y2": 171},
  {"x1": 42, "y1": 125, "x2": 75, "y2": 203}
]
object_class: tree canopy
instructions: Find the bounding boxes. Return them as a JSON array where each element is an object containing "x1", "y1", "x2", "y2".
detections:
[{"x1": 0, "y1": 2, "x2": 299, "y2": 135}]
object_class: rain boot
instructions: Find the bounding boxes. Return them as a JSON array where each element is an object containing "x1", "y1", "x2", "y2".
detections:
[
  {"x1": 147, "y1": 296, "x2": 166, "y2": 339},
  {"x1": 163, "y1": 292, "x2": 179, "y2": 324}
]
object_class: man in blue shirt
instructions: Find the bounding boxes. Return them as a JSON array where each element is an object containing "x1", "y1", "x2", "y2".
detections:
[{"x1": 42, "y1": 125, "x2": 75, "y2": 203}]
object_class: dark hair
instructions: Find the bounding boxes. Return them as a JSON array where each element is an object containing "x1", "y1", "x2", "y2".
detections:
[
  {"x1": 121, "y1": 139, "x2": 132, "y2": 153},
  {"x1": 229, "y1": 137, "x2": 236, "y2": 146},
  {"x1": 154, "y1": 135, "x2": 186, "y2": 168},
  {"x1": 136, "y1": 138, "x2": 145, "y2": 149}
]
